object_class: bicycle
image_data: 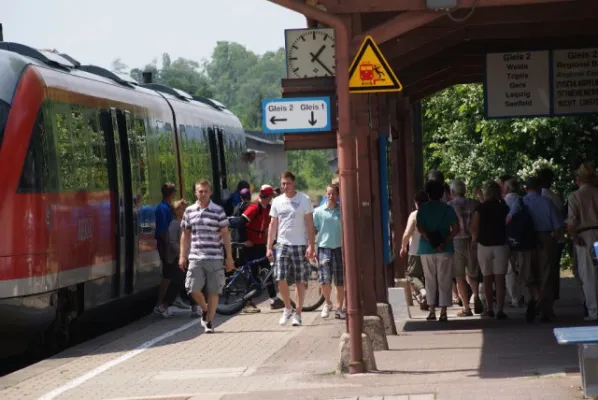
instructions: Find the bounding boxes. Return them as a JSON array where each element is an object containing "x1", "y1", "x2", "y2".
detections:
[{"x1": 216, "y1": 244, "x2": 325, "y2": 315}]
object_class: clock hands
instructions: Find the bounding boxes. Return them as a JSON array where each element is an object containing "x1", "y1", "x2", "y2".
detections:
[
  {"x1": 313, "y1": 57, "x2": 334, "y2": 76},
  {"x1": 309, "y1": 45, "x2": 334, "y2": 76},
  {"x1": 310, "y1": 45, "x2": 325, "y2": 62}
]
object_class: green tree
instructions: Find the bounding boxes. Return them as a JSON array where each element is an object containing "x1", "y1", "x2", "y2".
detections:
[
  {"x1": 158, "y1": 54, "x2": 213, "y2": 97},
  {"x1": 204, "y1": 41, "x2": 259, "y2": 109},
  {"x1": 422, "y1": 83, "x2": 598, "y2": 197},
  {"x1": 288, "y1": 150, "x2": 334, "y2": 191},
  {"x1": 126, "y1": 55, "x2": 212, "y2": 98}
]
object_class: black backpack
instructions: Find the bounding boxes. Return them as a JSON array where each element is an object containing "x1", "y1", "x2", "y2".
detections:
[
  {"x1": 230, "y1": 201, "x2": 252, "y2": 243},
  {"x1": 506, "y1": 198, "x2": 537, "y2": 250}
]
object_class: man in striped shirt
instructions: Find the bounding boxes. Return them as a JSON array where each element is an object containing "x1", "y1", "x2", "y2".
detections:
[{"x1": 179, "y1": 180, "x2": 234, "y2": 333}]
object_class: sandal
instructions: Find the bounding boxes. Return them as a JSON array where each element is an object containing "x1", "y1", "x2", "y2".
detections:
[
  {"x1": 426, "y1": 311, "x2": 437, "y2": 321},
  {"x1": 420, "y1": 298, "x2": 429, "y2": 311},
  {"x1": 439, "y1": 313, "x2": 448, "y2": 322},
  {"x1": 457, "y1": 309, "x2": 473, "y2": 317}
]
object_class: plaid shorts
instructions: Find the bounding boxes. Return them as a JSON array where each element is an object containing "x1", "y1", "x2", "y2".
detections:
[
  {"x1": 317, "y1": 247, "x2": 344, "y2": 286},
  {"x1": 274, "y1": 244, "x2": 309, "y2": 284}
]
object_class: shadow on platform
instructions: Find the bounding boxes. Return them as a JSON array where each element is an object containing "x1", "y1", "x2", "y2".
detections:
[{"x1": 377, "y1": 277, "x2": 587, "y2": 380}]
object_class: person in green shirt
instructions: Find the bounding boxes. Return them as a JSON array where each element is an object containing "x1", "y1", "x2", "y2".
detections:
[
  {"x1": 314, "y1": 184, "x2": 345, "y2": 320},
  {"x1": 417, "y1": 180, "x2": 460, "y2": 322}
]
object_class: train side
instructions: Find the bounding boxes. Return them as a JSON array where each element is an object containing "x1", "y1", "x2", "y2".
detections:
[{"x1": 0, "y1": 47, "x2": 247, "y2": 357}]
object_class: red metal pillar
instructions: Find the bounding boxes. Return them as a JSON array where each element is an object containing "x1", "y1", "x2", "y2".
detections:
[
  {"x1": 266, "y1": 0, "x2": 364, "y2": 375},
  {"x1": 353, "y1": 93, "x2": 378, "y2": 316},
  {"x1": 347, "y1": 13, "x2": 377, "y2": 316}
]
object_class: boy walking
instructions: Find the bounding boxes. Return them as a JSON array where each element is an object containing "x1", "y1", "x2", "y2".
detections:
[{"x1": 314, "y1": 184, "x2": 345, "y2": 319}]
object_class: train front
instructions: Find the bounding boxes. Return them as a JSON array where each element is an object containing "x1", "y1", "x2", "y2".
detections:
[{"x1": 0, "y1": 50, "x2": 57, "y2": 358}]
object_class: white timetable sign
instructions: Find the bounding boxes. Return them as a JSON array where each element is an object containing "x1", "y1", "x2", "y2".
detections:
[
  {"x1": 484, "y1": 51, "x2": 551, "y2": 118},
  {"x1": 552, "y1": 48, "x2": 598, "y2": 116}
]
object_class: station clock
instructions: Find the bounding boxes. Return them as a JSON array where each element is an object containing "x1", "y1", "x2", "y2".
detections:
[{"x1": 284, "y1": 28, "x2": 336, "y2": 79}]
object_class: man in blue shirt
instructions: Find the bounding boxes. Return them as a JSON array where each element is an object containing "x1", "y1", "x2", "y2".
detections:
[
  {"x1": 154, "y1": 182, "x2": 177, "y2": 318},
  {"x1": 314, "y1": 184, "x2": 345, "y2": 320},
  {"x1": 521, "y1": 176, "x2": 563, "y2": 322}
]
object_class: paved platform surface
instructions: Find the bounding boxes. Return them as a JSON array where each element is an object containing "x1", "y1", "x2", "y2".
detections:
[{"x1": 0, "y1": 277, "x2": 590, "y2": 399}]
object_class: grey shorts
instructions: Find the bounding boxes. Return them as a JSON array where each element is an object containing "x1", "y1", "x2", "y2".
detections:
[
  {"x1": 453, "y1": 237, "x2": 479, "y2": 278},
  {"x1": 185, "y1": 259, "x2": 225, "y2": 296}
]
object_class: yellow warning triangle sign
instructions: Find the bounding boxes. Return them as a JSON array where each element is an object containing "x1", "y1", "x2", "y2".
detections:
[{"x1": 349, "y1": 35, "x2": 403, "y2": 94}]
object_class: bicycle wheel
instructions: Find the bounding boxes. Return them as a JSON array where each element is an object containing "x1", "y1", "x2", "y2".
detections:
[
  {"x1": 292, "y1": 261, "x2": 325, "y2": 312},
  {"x1": 216, "y1": 271, "x2": 250, "y2": 315}
]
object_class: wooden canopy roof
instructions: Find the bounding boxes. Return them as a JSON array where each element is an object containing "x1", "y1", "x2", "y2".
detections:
[{"x1": 314, "y1": 0, "x2": 598, "y2": 99}]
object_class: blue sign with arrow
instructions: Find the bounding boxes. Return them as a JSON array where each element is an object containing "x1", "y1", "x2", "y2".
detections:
[{"x1": 262, "y1": 96, "x2": 331, "y2": 134}]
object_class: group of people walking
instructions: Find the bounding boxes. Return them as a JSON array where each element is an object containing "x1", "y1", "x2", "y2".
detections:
[
  {"x1": 402, "y1": 164, "x2": 598, "y2": 323},
  {"x1": 152, "y1": 171, "x2": 346, "y2": 333}
]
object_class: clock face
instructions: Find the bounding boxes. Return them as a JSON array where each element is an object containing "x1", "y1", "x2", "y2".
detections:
[{"x1": 285, "y1": 28, "x2": 336, "y2": 79}]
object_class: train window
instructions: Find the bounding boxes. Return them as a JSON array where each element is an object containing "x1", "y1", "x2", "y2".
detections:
[
  {"x1": 87, "y1": 109, "x2": 109, "y2": 190},
  {"x1": 180, "y1": 123, "x2": 212, "y2": 201},
  {"x1": 156, "y1": 120, "x2": 177, "y2": 187},
  {"x1": 216, "y1": 128, "x2": 228, "y2": 191},
  {"x1": 17, "y1": 109, "x2": 51, "y2": 192},
  {"x1": 178, "y1": 124, "x2": 190, "y2": 200},
  {"x1": 70, "y1": 107, "x2": 93, "y2": 190},
  {"x1": 222, "y1": 134, "x2": 247, "y2": 191},
  {"x1": 54, "y1": 104, "x2": 76, "y2": 191},
  {"x1": 17, "y1": 101, "x2": 110, "y2": 193},
  {"x1": 129, "y1": 118, "x2": 149, "y2": 204}
]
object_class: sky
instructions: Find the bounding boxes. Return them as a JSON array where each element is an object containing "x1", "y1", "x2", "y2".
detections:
[{"x1": 2, "y1": 0, "x2": 305, "y2": 70}]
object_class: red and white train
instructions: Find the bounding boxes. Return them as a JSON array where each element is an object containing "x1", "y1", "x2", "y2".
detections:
[{"x1": 0, "y1": 42, "x2": 249, "y2": 358}]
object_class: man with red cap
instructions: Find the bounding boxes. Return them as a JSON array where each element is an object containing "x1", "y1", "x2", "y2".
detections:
[{"x1": 239, "y1": 184, "x2": 284, "y2": 312}]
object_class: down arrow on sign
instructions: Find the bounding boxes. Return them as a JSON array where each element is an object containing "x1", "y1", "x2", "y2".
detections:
[{"x1": 308, "y1": 111, "x2": 317, "y2": 126}]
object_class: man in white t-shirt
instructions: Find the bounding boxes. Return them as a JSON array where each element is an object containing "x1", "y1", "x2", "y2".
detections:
[{"x1": 267, "y1": 171, "x2": 316, "y2": 326}]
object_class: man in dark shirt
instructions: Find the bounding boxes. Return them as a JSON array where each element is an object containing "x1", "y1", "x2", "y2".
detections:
[
  {"x1": 471, "y1": 181, "x2": 510, "y2": 320},
  {"x1": 239, "y1": 185, "x2": 284, "y2": 312}
]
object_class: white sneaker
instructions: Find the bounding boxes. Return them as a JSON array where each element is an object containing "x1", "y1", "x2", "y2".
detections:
[
  {"x1": 321, "y1": 303, "x2": 331, "y2": 318},
  {"x1": 279, "y1": 308, "x2": 293, "y2": 326},
  {"x1": 189, "y1": 305, "x2": 202, "y2": 318},
  {"x1": 292, "y1": 313, "x2": 302, "y2": 326},
  {"x1": 172, "y1": 297, "x2": 191, "y2": 310},
  {"x1": 335, "y1": 309, "x2": 347, "y2": 320},
  {"x1": 153, "y1": 305, "x2": 172, "y2": 318}
]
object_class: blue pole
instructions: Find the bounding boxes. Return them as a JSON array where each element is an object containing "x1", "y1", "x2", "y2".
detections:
[{"x1": 379, "y1": 135, "x2": 390, "y2": 264}]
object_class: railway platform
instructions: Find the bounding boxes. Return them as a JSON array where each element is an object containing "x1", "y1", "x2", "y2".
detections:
[{"x1": 0, "y1": 278, "x2": 587, "y2": 400}]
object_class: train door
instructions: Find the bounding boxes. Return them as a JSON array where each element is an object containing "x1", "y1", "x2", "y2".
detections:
[
  {"x1": 216, "y1": 128, "x2": 229, "y2": 196},
  {"x1": 207, "y1": 127, "x2": 223, "y2": 205},
  {"x1": 100, "y1": 108, "x2": 137, "y2": 297},
  {"x1": 114, "y1": 110, "x2": 137, "y2": 295}
]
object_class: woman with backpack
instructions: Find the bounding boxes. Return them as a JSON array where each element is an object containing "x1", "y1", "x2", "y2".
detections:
[{"x1": 416, "y1": 180, "x2": 460, "y2": 322}]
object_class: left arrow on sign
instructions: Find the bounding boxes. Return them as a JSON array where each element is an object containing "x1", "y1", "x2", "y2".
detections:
[{"x1": 270, "y1": 116, "x2": 287, "y2": 125}]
